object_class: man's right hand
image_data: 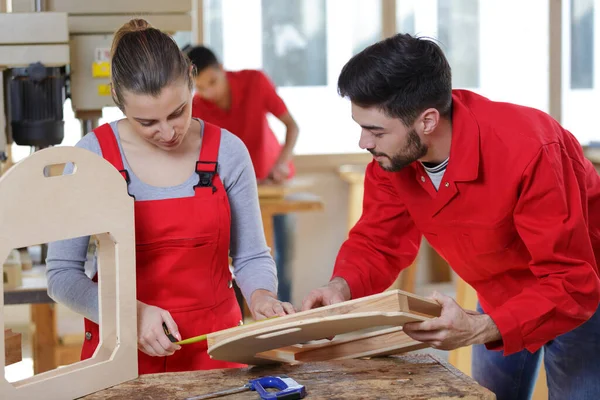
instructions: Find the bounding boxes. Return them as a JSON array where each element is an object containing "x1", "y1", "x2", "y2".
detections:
[
  {"x1": 137, "y1": 301, "x2": 182, "y2": 357},
  {"x1": 301, "y1": 277, "x2": 352, "y2": 311}
]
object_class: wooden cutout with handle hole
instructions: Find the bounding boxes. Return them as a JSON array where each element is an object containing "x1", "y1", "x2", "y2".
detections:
[
  {"x1": 0, "y1": 146, "x2": 138, "y2": 399},
  {"x1": 207, "y1": 289, "x2": 441, "y2": 365}
]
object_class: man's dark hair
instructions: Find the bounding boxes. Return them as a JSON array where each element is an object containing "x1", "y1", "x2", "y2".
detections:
[
  {"x1": 186, "y1": 46, "x2": 220, "y2": 73},
  {"x1": 337, "y1": 33, "x2": 452, "y2": 126}
]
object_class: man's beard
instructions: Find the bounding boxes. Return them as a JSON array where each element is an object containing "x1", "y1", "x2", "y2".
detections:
[{"x1": 369, "y1": 128, "x2": 428, "y2": 172}]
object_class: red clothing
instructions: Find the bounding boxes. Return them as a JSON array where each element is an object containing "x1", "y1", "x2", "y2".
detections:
[
  {"x1": 192, "y1": 69, "x2": 294, "y2": 181},
  {"x1": 81, "y1": 122, "x2": 244, "y2": 373},
  {"x1": 333, "y1": 90, "x2": 600, "y2": 356}
]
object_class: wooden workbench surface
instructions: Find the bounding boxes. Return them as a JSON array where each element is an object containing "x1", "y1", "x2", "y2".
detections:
[{"x1": 82, "y1": 354, "x2": 495, "y2": 399}]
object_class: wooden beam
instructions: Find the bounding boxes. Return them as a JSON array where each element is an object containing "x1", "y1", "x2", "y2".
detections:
[
  {"x1": 549, "y1": 0, "x2": 562, "y2": 122},
  {"x1": 381, "y1": 0, "x2": 397, "y2": 39},
  {"x1": 192, "y1": 0, "x2": 203, "y2": 45},
  {"x1": 4, "y1": 329, "x2": 22, "y2": 366}
]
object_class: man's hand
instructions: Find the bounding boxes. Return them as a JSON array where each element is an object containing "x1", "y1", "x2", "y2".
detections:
[
  {"x1": 250, "y1": 289, "x2": 295, "y2": 320},
  {"x1": 301, "y1": 278, "x2": 351, "y2": 311},
  {"x1": 268, "y1": 162, "x2": 290, "y2": 184},
  {"x1": 137, "y1": 301, "x2": 182, "y2": 357},
  {"x1": 402, "y1": 292, "x2": 502, "y2": 350}
]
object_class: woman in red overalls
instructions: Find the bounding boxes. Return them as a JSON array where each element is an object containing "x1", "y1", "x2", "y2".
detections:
[{"x1": 76, "y1": 19, "x2": 295, "y2": 374}]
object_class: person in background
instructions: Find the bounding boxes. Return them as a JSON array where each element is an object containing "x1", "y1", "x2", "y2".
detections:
[
  {"x1": 302, "y1": 33, "x2": 600, "y2": 400},
  {"x1": 187, "y1": 46, "x2": 300, "y2": 303},
  {"x1": 46, "y1": 19, "x2": 294, "y2": 375}
]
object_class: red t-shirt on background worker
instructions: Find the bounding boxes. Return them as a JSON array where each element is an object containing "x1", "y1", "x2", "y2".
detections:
[{"x1": 187, "y1": 47, "x2": 299, "y2": 183}]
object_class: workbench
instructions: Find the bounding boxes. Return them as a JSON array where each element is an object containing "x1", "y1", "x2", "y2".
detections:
[{"x1": 81, "y1": 354, "x2": 495, "y2": 399}]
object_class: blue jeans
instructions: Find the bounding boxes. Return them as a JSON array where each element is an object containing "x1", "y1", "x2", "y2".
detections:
[
  {"x1": 472, "y1": 302, "x2": 600, "y2": 400},
  {"x1": 273, "y1": 214, "x2": 295, "y2": 303}
]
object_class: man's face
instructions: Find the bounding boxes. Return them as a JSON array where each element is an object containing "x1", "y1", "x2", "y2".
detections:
[
  {"x1": 352, "y1": 104, "x2": 428, "y2": 172},
  {"x1": 193, "y1": 65, "x2": 228, "y2": 104}
]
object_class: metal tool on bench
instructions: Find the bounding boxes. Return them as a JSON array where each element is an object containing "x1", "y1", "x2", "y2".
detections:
[{"x1": 185, "y1": 375, "x2": 307, "y2": 400}]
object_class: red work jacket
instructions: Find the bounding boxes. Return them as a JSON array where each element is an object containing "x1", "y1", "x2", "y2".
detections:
[
  {"x1": 192, "y1": 69, "x2": 294, "y2": 181},
  {"x1": 333, "y1": 90, "x2": 600, "y2": 356}
]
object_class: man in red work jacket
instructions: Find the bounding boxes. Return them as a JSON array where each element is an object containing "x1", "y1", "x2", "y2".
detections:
[
  {"x1": 187, "y1": 46, "x2": 300, "y2": 303},
  {"x1": 302, "y1": 34, "x2": 600, "y2": 400}
]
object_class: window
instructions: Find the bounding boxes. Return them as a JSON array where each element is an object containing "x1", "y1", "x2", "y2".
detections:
[
  {"x1": 350, "y1": 0, "x2": 382, "y2": 54},
  {"x1": 437, "y1": 0, "x2": 480, "y2": 89},
  {"x1": 261, "y1": 0, "x2": 328, "y2": 87},
  {"x1": 200, "y1": 0, "x2": 383, "y2": 155},
  {"x1": 570, "y1": 0, "x2": 594, "y2": 89},
  {"x1": 396, "y1": 0, "x2": 416, "y2": 34},
  {"x1": 203, "y1": 0, "x2": 225, "y2": 61}
]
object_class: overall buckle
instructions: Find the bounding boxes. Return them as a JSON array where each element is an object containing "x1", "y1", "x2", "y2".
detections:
[{"x1": 194, "y1": 161, "x2": 218, "y2": 193}]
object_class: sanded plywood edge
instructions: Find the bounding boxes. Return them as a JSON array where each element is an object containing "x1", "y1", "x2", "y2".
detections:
[
  {"x1": 209, "y1": 289, "x2": 439, "y2": 347},
  {"x1": 0, "y1": 146, "x2": 137, "y2": 400},
  {"x1": 208, "y1": 311, "x2": 428, "y2": 365}
]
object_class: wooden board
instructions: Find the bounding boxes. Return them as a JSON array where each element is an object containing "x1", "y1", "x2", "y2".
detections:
[
  {"x1": 257, "y1": 177, "x2": 315, "y2": 199},
  {"x1": 46, "y1": 0, "x2": 192, "y2": 14},
  {"x1": 0, "y1": 146, "x2": 138, "y2": 399},
  {"x1": 0, "y1": 13, "x2": 68, "y2": 44},
  {"x1": 0, "y1": 45, "x2": 70, "y2": 68},
  {"x1": 4, "y1": 329, "x2": 21, "y2": 366},
  {"x1": 207, "y1": 290, "x2": 441, "y2": 365},
  {"x1": 80, "y1": 355, "x2": 496, "y2": 399},
  {"x1": 67, "y1": 14, "x2": 192, "y2": 34}
]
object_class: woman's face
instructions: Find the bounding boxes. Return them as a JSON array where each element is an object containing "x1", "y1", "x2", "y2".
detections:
[{"x1": 120, "y1": 79, "x2": 194, "y2": 151}]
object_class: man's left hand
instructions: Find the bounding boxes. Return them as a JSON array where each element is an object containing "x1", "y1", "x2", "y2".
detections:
[
  {"x1": 268, "y1": 162, "x2": 290, "y2": 184},
  {"x1": 250, "y1": 289, "x2": 296, "y2": 320},
  {"x1": 402, "y1": 291, "x2": 501, "y2": 350}
]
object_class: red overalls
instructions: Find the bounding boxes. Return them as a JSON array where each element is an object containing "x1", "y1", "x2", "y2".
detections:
[{"x1": 80, "y1": 121, "x2": 245, "y2": 374}]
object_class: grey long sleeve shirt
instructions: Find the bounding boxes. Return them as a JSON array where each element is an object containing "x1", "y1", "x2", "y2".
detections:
[{"x1": 45, "y1": 119, "x2": 277, "y2": 323}]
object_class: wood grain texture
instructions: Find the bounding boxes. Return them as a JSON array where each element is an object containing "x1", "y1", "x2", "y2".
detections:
[
  {"x1": 4, "y1": 329, "x2": 21, "y2": 366},
  {"x1": 209, "y1": 312, "x2": 426, "y2": 365},
  {"x1": 0, "y1": 146, "x2": 138, "y2": 399},
  {"x1": 206, "y1": 290, "x2": 441, "y2": 365},
  {"x1": 81, "y1": 355, "x2": 496, "y2": 400},
  {"x1": 257, "y1": 177, "x2": 316, "y2": 199}
]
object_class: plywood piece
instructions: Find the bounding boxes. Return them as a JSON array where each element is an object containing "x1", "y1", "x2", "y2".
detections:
[
  {"x1": 46, "y1": 0, "x2": 192, "y2": 14},
  {"x1": 4, "y1": 329, "x2": 22, "y2": 366},
  {"x1": 207, "y1": 290, "x2": 441, "y2": 365},
  {"x1": 3, "y1": 264, "x2": 22, "y2": 290},
  {"x1": 68, "y1": 14, "x2": 192, "y2": 34},
  {"x1": 257, "y1": 177, "x2": 316, "y2": 199},
  {"x1": 210, "y1": 311, "x2": 426, "y2": 365},
  {"x1": 0, "y1": 44, "x2": 69, "y2": 68},
  {"x1": 0, "y1": 13, "x2": 68, "y2": 44},
  {"x1": 31, "y1": 304, "x2": 56, "y2": 374},
  {"x1": 0, "y1": 146, "x2": 138, "y2": 399}
]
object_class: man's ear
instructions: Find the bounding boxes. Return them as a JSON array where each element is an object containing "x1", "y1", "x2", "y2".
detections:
[{"x1": 420, "y1": 108, "x2": 440, "y2": 136}]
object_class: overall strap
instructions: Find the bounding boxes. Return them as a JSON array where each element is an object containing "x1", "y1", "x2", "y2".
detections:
[
  {"x1": 194, "y1": 121, "x2": 222, "y2": 194},
  {"x1": 94, "y1": 123, "x2": 133, "y2": 197}
]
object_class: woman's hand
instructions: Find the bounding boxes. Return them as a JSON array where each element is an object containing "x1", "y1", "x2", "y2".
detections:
[
  {"x1": 250, "y1": 289, "x2": 296, "y2": 320},
  {"x1": 137, "y1": 301, "x2": 182, "y2": 357}
]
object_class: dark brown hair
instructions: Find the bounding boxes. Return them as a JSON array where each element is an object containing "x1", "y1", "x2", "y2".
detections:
[
  {"x1": 110, "y1": 19, "x2": 193, "y2": 109},
  {"x1": 338, "y1": 33, "x2": 452, "y2": 126}
]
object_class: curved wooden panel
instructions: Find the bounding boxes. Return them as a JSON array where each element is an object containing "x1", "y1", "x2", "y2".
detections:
[{"x1": 0, "y1": 146, "x2": 137, "y2": 399}]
